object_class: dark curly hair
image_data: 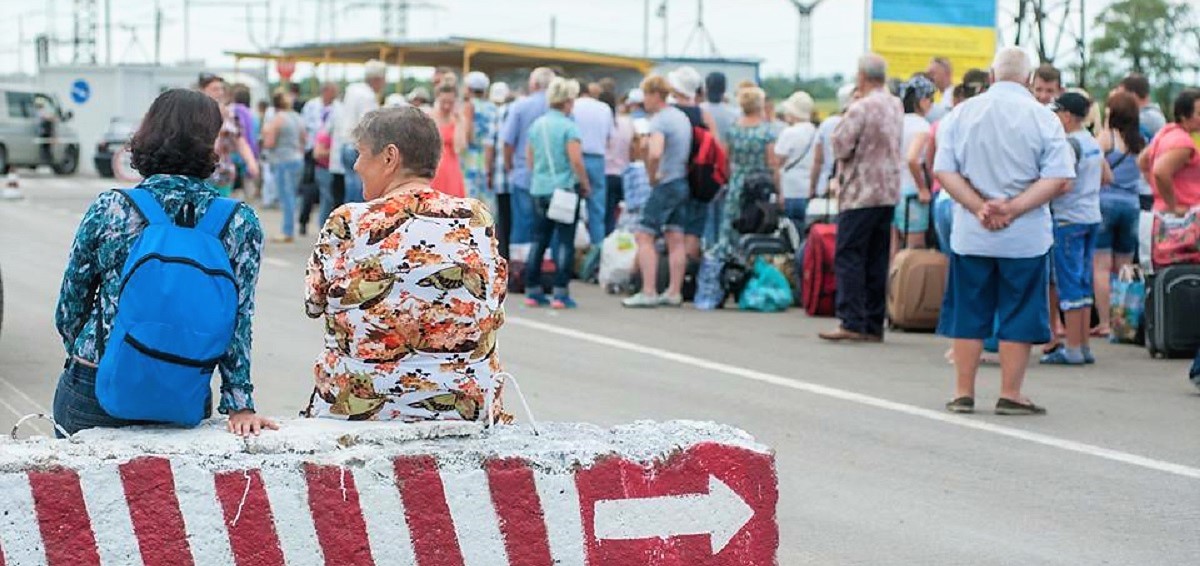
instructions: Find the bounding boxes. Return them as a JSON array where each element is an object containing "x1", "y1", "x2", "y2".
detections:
[{"x1": 129, "y1": 89, "x2": 222, "y2": 179}]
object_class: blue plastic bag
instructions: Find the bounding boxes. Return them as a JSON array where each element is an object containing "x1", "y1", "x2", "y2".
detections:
[
  {"x1": 1109, "y1": 265, "x2": 1145, "y2": 344},
  {"x1": 738, "y1": 257, "x2": 793, "y2": 313},
  {"x1": 694, "y1": 254, "x2": 726, "y2": 311}
]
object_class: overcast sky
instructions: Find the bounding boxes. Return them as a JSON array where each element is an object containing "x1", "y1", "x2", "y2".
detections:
[{"x1": 0, "y1": 0, "x2": 1118, "y2": 78}]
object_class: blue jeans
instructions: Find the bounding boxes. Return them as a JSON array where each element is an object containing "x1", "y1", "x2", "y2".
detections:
[
  {"x1": 315, "y1": 166, "x2": 334, "y2": 228},
  {"x1": 51, "y1": 361, "x2": 210, "y2": 438},
  {"x1": 525, "y1": 194, "x2": 579, "y2": 295},
  {"x1": 583, "y1": 154, "x2": 608, "y2": 245},
  {"x1": 1096, "y1": 197, "x2": 1140, "y2": 255},
  {"x1": 784, "y1": 198, "x2": 807, "y2": 233},
  {"x1": 271, "y1": 159, "x2": 303, "y2": 237},
  {"x1": 1051, "y1": 223, "x2": 1099, "y2": 311},
  {"x1": 510, "y1": 186, "x2": 535, "y2": 246},
  {"x1": 341, "y1": 145, "x2": 364, "y2": 203},
  {"x1": 703, "y1": 194, "x2": 725, "y2": 248}
]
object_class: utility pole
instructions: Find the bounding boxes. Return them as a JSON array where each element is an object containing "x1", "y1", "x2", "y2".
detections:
[
  {"x1": 643, "y1": 0, "x2": 649, "y2": 57},
  {"x1": 788, "y1": 0, "x2": 825, "y2": 81},
  {"x1": 154, "y1": 1, "x2": 162, "y2": 65},
  {"x1": 550, "y1": 15, "x2": 557, "y2": 47},
  {"x1": 657, "y1": 0, "x2": 669, "y2": 58},
  {"x1": 183, "y1": 0, "x2": 189, "y2": 62}
]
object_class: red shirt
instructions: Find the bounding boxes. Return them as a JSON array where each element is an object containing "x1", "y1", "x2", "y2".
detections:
[{"x1": 1147, "y1": 123, "x2": 1200, "y2": 211}]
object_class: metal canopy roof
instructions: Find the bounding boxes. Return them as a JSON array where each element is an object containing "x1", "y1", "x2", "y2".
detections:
[{"x1": 228, "y1": 37, "x2": 656, "y2": 75}]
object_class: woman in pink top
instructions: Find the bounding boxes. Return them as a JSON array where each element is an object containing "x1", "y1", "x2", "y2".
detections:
[
  {"x1": 1141, "y1": 89, "x2": 1200, "y2": 214},
  {"x1": 602, "y1": 90, "x2": 636, "y2": 234}
]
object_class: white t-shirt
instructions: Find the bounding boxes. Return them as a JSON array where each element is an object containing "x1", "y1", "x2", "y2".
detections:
[
  {"x1": 814, "y1": 116, "x2": 841, "y2": 197},
  {"x1": 900, "y1": 113, "x2": 931, "y2": 189},
  {"x1": 773, "y1": 122, "x2": 818, "y2": 199}
]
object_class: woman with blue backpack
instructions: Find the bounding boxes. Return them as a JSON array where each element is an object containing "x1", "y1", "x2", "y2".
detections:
[{"x1": 53, "y1": 89, "x2": 277, "y2": 437}]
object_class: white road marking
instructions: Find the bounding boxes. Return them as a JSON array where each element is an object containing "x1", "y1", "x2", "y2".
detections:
[
  {"x1": 259, "y1": 465, "x2": 325, "y2": 566},
  {"x1": 353, "y1": 463, "x2": 418, "y2": 566},
  {"x1": 508, "y1": 316, "x2": 1200, "y2": 481},
  {"x1": 171, "y1": 461, "x2": 236, "y2": 565},
  {"x1": 593, "y1": 475, "x2": 753, "y2": 554},
  {"x1": 441, "y1": 467, "x2": 510, "y2": 566},
  {"x1": 533, "y1": 471, "x2": 587, "y2": 566},
  {"x1": 0, "y1": 394, "x2": 48, "y2": 437},
  {"x1": 78, "y1": 464, "x2": 144, "y2": 566},
  {"x1": 0, "y1": 473, "x2": 48, "y2": 566},
  {"x1": 0, "y1": 376, "x2": 50, "y2": 413}
]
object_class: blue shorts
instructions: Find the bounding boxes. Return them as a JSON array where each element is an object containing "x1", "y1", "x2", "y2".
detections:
[
  {"x1": 938, "y1": 253, "x2": 1051, "y2": 344},
  {"x1": 1096, "y1": 198, "x2": 1139, "y2": 255},
  {"x1": 893, "y1": 190, "x2": 931, "y2": 234},
  {"x1": 684, "y1": 197, "x2": 707, "y2": 237},
  {"x1": 1051, "y1": 223, "x2": 1099, "y2": 311},
  {"x1": 638, "y1": 178, "x2": 692, "y2": 236}
]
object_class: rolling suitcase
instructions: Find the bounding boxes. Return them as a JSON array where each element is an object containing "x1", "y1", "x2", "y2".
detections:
[
  {"x1": 802, "y1": 223, "x2": 837, "y2": 317},
  {"x1": 887, "y1": 197, "x2": 947, "y2": 331},
  {"x1": 1145, "y1": 264, "x2": 1200, "y2": 358}
]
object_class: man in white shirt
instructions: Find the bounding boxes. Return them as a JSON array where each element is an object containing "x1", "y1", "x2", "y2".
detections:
[
  {"x1": 333, "y1": 59, "x2": 386, "y2": 203},
  {"x1": 924, "y1": 56, "x2": 955, "y2": 123},
  {"x1": 572, "y1": 86, "x2": 614, "y2": 245},
  {"x1": 299, "y1": 82, "x2": 340, "y2": 234}
]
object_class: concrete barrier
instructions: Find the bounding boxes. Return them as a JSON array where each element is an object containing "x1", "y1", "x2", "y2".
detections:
[{"x1": 0, "y1": 419, "x2": 778, "y2": 565}]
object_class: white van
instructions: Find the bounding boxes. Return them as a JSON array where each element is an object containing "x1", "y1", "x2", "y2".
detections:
[{"x1": 0, "y1": 87, "x2": 80, "y2": 175}]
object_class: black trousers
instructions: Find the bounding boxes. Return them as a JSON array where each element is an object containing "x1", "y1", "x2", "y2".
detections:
[
  {"x1": 331, "y1": 173, "x2": 346, "y2": 210},
  {"x1": 834, "y1": 206, "x2": 893, "y2": 336},
  {"x1": 605, "y1": 174, "x2": 624, "y2": 236},
  {"x1": 298, "y1": 150, "x2": 319, "y2": 231},
  {"x1": 496, "y1": 193, "x2": 512, "y2": 260}
]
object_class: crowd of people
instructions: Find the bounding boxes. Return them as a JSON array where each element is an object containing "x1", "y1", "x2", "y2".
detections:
[{"x1": 46, "y1": 47, "x2": 1200, "y2": 438}]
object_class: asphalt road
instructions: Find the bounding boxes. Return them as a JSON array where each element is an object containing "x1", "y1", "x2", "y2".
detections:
[{"x1": 2, "y1": 172, "x2": 1198, "y2": 565}]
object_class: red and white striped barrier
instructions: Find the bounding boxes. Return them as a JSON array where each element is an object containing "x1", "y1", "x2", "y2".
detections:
[{"x1": 0, "y1": 419, "x2": 777, "y2": 565}]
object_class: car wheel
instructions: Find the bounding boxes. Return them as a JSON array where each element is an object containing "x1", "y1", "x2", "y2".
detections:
[
  {"x1": 53, "y1": 145, "x2": 79, "y2": 175},
  {"x1": 95, "y1": 158, "x2": 114, "y2": 178}
]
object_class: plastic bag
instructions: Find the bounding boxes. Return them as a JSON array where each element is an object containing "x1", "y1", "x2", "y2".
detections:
[
  {"x1": 1109, "y1": 264, "x2": 1145, "y2": 344},
  {"x1": 598, "y1": 230, "x2": 638, "y2": 292},
  {"x1": 693, "y1": 254, "x2": 726, "y2": 311},
  {"x1": 738, "y1": 257, "x2": 793, "y2": 313}
]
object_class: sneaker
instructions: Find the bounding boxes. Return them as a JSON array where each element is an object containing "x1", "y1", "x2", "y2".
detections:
[
  {"x1": 995, "y1": 398, "x2": 1047, "y2": 415},
  {"x1": 524, "y1": 293, "x2": 550, "y2": 308},
  {"x1": 622, "y1": 292, "x2": 660, "y2": 308},
  {"x1": 1040, "y1": 347, "x2": 1086, "y2": 365},
  {"x1": 945, "y1": 397, "x2": 975, "y2": 414},
  {"x1": 658, "y1": 293, "x2": 684, "y2": 307},
  {"x1": 551, "y1": 295, "x2": 578, "y2": 309},
  {"x1": 1082, "y1": 346, "x2": 1095, "y2": 364}
]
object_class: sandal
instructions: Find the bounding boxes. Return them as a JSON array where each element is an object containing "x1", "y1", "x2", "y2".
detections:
[
  {"x1": 995, "y1": 398, "x2": 1047, "y2": 416},
  {"x1": 945, "y1": 397, "x2": 975, "y2": 414}
]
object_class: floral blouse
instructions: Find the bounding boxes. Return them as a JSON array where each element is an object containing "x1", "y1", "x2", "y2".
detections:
[
  {"x1": 55, "y1": 174, "x2": 264, "y2": 413},
  {"x1": 304, "y1": 186, "x2": 509, "y2": 422}
]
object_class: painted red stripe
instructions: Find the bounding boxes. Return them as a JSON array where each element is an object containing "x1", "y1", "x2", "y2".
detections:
[
  {"x1": 304, "y1": 464, "x2": 375, "y2": 566},
  {"x1": 214, "y1": 469, "x2": 286, "y2": 566},
  {"x1": 119, "y1": 457, "x2": 195, "y2": 566},
  {"x1": 393, "y1": 456, "x2": 466, "y2": 566},
  {"x1": 28, "y1": 468, "x2": 101, "y2": 566},
  {"x1": 485, "y1": 459, "x2": 553, "y2": 566}
]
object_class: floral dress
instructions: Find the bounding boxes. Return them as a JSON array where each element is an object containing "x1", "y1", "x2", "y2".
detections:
[
  {"x1": 304, "y1": 186, "x2": 509, "y2": 422},
  {"x1": 717, "y1": 123, "x2": 775, "y2": 256},
  {"x1": 55, "y1": 174, "x2": 263, "y2": 414},
  {"x1": 465, "y1": 99, "x2": 498, "y2": 211}
]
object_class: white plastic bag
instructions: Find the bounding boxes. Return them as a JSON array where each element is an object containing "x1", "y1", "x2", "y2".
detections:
[{"x1": 598, "y1": 230, "x2": 638, "y2": 290}]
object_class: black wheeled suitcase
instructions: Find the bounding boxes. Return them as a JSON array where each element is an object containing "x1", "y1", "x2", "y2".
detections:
[{"x1": 1145, "y1": 265, "x2": 1200, "y2": 358}]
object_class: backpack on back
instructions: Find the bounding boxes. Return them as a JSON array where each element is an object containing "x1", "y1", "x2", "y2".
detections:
[
  {"x1": 95, "y1": 189, "x2": 241, "y2": 426},
  {"x1": 687, "y1": 125, "x2": 729, "y2": 202}
]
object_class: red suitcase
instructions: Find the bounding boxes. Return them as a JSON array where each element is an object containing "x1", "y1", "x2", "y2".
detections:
[{"x1": 802, "y1": 223, "x2": 837, "y2": 317}]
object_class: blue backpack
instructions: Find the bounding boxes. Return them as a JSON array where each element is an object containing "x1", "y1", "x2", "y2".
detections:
[{"x1": 95, "y1": 189, "x2": 240, "y2": 426}]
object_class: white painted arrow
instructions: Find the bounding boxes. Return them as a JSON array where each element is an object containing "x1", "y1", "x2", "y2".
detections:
[{"x1": 592, "y1": 474, "x2": 754, "y2": 554}]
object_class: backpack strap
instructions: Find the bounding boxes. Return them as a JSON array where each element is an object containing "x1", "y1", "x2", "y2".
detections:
[
  {"x1": 118, "y1": 189, "x2": 171, "y2": 225},
  {"x1": 195, "y1": 198, "x2": 240, "y2": 238}
]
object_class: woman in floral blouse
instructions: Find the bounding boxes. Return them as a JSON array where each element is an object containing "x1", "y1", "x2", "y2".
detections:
[
  {"x1": 304, "y1": 107, "x2": 509, "y2": 423},
  {"x1": 53, "y1": 89, "x2": 276, "y2": 437}
]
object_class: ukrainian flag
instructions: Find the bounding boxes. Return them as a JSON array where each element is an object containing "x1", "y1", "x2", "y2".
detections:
[{"x1": 869, "y1": 0, "x2": 998, "y2": 82}]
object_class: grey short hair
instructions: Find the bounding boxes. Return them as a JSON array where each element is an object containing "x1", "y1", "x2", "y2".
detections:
[
  {"x1": 530, "y1": 67, "x2": 556, "y2": 90},
  {"x1": 992, "y1": 47, "x2": 1033, "y2": 83},
  {"x1": 352, "y1": 107, "x2": 441, "y2": 178},
  {"x1": 859, "y1": 53, "x2": 888, "y2": 83}
]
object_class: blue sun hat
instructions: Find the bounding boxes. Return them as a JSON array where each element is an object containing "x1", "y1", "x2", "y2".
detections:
[{"x1": 903, "y1": 75, "x2": 937, "y2": 101}]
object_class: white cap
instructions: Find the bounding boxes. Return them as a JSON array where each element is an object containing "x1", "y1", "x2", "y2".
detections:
[
  {"x1": 489, "y1": 82, "x2": 510, "y2": 104},
  {"x1": 781, "y1": 91, "x2": 815, "y2": 121},
  {"x1": 406, "y1": 86, "x2": 431, "y2": 103},
  {"x1": 383, "y1": 93, "x2": 408, "y2": 108},
  {"x1": 466, "y1": 71, "x2": 490, "y2": 92},
  {"x1": 364, "y1": 59, "x2": 387, "y2": 79},
  {"x1": 626, "y1": 88, "x2": 645, "y2": 104},
  {"x1": 667, "y1": 66, "x2": 703, "y2": 99}
]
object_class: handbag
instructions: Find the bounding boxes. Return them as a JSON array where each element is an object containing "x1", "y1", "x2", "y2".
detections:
[
  {"x1": 1109, "y1": 264, "x2": 1145, "y2": 345},
  {"x1": 1151, "y1": 206, "x2": 1200, "y2": 268},
  {"x1": 539, "y1": 122, "x2": 579, "y2": 225}
]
